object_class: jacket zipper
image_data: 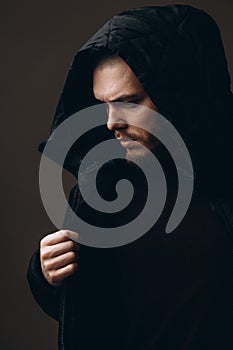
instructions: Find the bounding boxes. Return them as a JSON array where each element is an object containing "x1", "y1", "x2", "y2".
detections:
[
  {"x1": 58, "y1": 284, "x2": 66, "y2": 350},
  {"x1": 58, "y1": 183, "x2": 80, "y2": 350}
]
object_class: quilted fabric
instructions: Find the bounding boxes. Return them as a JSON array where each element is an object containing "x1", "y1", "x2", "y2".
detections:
[
  {"x1": 28, "y1": 6, "x2": 233, "y2": 350},
  {"x1": 40, "y1": 4, "x2": 233, "y2": 198}
]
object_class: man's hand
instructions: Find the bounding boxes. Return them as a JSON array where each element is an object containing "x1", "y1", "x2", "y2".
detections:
[{"x1": 40, "y1": 230, "x2": 80, "y2": 287}]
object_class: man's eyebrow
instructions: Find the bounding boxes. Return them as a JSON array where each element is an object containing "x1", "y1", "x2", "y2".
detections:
[{"x1": 107, "y1": 94, "x2": 141, "y2": 102}]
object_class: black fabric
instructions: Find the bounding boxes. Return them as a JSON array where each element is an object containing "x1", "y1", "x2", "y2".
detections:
[
  {"x1": 27, "y1": 189, "x2": 233, "y2": 349},
  {"x1": 27, "y1": 4, "x2": 233, "y2": 350},
  {"x1": 27, "y1": 249, "x2": 62, "y2": 321},
  {"x1": 66, "y1": 181, "x2": 233, "y2": 350},
  {"x1": 39, "y1": 4, "x2": 233, "y2": 198}
]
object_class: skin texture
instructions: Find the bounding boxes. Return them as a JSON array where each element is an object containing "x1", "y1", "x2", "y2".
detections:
[
  {"x1": 40, "y1": 230, "x2": 79, "y2": 287},
  {"x1": 93, "y1": 56, "x2": 160, "y2": 162},
  {"x1": 41, "y1": 56, "x2": 160, "y2": 287}
]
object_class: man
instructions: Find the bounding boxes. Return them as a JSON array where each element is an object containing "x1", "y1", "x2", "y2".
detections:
[{"x1": 27, "y1": 5, "x2": 233, "y2": 350}]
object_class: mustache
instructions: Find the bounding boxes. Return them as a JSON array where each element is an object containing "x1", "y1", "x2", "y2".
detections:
[{"x1": 114, "y1": 131, "x2": 143, "y2": 141}]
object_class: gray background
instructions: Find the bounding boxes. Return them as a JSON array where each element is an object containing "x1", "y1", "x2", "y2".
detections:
[{"x1": 1, "y1": 0, "x2": 232, "y2": 349}]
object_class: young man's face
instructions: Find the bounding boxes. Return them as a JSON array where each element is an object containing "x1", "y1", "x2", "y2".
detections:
[{"x1": 93, "y1": 57, "x2": 160, "y2": 162}]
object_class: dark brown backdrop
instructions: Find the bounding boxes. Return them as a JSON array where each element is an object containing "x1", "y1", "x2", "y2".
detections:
[{"x1": 1, "y1": 1, "x2": 232, "y2": 349}]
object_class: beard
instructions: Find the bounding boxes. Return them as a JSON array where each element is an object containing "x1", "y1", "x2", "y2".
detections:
[
  {"x1": 125, "y1": 137, "x2": 162, "y2": 166},
  {"x1": 126, "y1": 147, "x2": 150, "y2": 165},
  {"x1": 115, "y1": 128, "x2": 161, "y2": 165},
  {"x1": 125, "y1": 144, "x2": 160, "y2": 170}
]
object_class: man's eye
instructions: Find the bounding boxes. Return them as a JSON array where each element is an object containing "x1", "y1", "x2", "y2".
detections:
[{"x1": 125, "y1": 101, "x2": 140, "y2": 108}]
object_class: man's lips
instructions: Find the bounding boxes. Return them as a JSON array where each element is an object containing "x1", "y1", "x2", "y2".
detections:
[{"x1": 118, "y1": 138, "x2": 138, "y2": 148}]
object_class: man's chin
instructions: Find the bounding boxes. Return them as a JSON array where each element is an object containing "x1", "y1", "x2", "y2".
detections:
[
  {"x1": 125, "y1": 142, "x2": 162, "y2": 165},
  {"x1": 126, "y1": 148, "x2": 150, "y2": 165}
]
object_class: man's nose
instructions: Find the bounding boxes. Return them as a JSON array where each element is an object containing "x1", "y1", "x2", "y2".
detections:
[{"x1": 106, "y1": 104, "x2": 127, "y2": 131}]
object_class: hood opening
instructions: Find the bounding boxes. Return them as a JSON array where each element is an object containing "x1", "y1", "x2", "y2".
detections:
[{"x1": 39, "y1": 5, "x2": 233, "y2": 198}]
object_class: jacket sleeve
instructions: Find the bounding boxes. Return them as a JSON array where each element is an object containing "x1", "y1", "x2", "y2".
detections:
[
  {"x1": 27, "y1": 248, "x2": 62, "y2": 321},
  {"x1": 26, "y1": 184, "x2": 79, "y2": 321}
]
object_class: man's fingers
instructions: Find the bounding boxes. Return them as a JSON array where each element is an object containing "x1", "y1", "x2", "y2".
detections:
[
  {"x1": 63, "y1": 230, "x2": 79, "y2": 242},
  {"x1": 41, "y1": 240, "x2": 80, "y2": 259},
  {"x1": 40, "y1": 230, "x2": 80, "y2": 287},
  {"x1": 42, "y1": 251, "x2": 78, "y2": 271},
  {"x1": 40, "y1": 230, "x2": 78, "y2": 247},
  {"x1": 48, "y1": 263, "x2": 79, "y2": 286}
]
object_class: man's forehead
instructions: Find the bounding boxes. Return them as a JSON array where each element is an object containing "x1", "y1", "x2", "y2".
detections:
[
  {"x1": 93, "y1": 53, "x2": 126, "y2": 70},
  {"x1": 93, "y1": 58, "x2": 144, "y2": 102}
]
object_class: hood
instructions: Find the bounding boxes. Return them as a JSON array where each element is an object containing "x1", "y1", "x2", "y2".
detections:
[{"x1": 39, "y1": 4, "x2": 233, "y2": 198}]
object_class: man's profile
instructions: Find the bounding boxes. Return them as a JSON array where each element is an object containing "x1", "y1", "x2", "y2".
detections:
[
  {"x1": 93, "y1": 54, "x2": 161, "y2": 162},
  {"x1": 27, "y1": 5, "x2": 233, "y2": 350}
]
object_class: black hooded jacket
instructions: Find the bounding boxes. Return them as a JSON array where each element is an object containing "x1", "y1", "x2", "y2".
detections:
[{"x1": 27, "y1": 5, "x2": 233, "y2": 350}]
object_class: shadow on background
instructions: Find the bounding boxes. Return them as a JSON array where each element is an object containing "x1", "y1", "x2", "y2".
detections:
[{"x1": 1, "y1": 0, "x2": 232, "y2": 349}]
